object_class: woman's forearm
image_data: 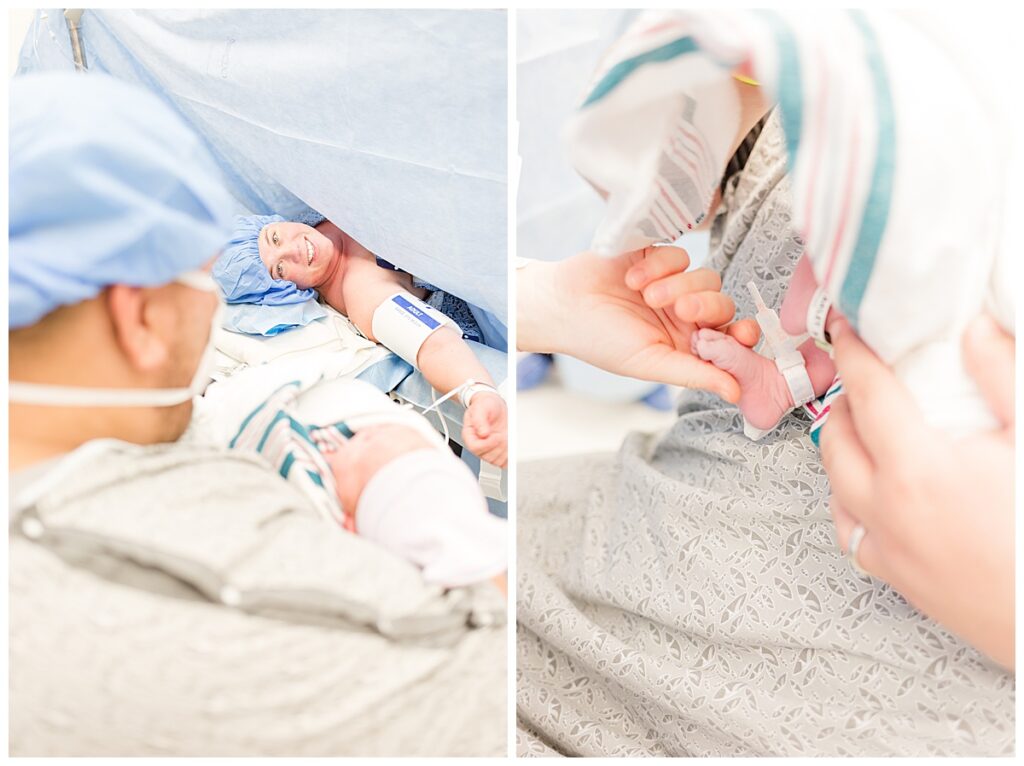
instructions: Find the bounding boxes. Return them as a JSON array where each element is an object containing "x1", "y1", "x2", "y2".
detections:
[
  {"x1": 516, "y1": 259, "x2": 566, "y2": 353},
  {"x1": 417, "y1": 326, "x2": 495, "y2": 395}
]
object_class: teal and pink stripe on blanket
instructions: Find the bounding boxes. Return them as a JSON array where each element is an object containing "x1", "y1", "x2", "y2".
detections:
[
  {"x1": 229, "y1": 382, "x2": 352, "y2": 530},
  {"x1": 573, "y1": 11, "x2": 895, "y2": 327},
  {"x1": 806, "y1": 375, "x2": 844, "y2": 446}
]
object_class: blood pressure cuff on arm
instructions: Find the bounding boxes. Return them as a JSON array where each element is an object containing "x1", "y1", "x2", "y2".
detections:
[{"x1": 371, "y1": 291, "x2": 458, "y2": 368}]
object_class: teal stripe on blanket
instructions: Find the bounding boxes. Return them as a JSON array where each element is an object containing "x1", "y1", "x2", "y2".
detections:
[
  {"x1": 758, "y1": 11, "x2": 803, "y2": 170},
  {"x1": 255, "y1": 411, "x2": 291, "y2": 452},
  {"x1": 581, "y1": 36, "x2": 699, "y2": 108},
  {"x1": 254, "y1": 411, "x2": 317, "y2": 453},
  {"x1": 333, "y1": 422, "x2": 355, "y2": 439},
  {"x1": 841, "y1": 10, "x2": 895, "y2": 329},
  {"x1": 229, "y1": 380, "x2": 303, "y2": 448}
]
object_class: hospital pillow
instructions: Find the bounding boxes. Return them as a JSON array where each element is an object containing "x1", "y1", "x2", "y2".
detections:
[{"x1": 222, "y1": 300, "x2": 328, "y2": 337}]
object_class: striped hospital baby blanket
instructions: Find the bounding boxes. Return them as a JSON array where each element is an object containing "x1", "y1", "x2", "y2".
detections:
[{"x1": 566, "y1": 10, "x2": 1013, "y2": 435}]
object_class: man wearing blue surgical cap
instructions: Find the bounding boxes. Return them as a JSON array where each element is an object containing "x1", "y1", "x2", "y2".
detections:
[
  {"x1": 9, "y1": 71, "x2": 235, "y2": 449},
  {"x1": 9, "y1": 72, "x2": 504, "y2": 757}
]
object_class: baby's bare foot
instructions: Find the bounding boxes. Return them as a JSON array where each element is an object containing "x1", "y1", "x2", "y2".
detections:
[{"x1": 691, "y1": 328, "x2": 794, "y2": 430}]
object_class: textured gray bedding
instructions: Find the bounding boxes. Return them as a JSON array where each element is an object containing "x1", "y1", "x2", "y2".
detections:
[{"x1": 10, "y1": 441, "x2": 506, "y2": 756}]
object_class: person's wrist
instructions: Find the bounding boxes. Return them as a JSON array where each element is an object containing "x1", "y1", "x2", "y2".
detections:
[
  {"x1": 468, "y1": 389, "x2": 503, "y2": 408},
  {"x1": 517, "y1": 258, "x2": 566, "y2": 353},
  {"x1": 461, "y1": 382, "x2": 502, "y2": 409}
]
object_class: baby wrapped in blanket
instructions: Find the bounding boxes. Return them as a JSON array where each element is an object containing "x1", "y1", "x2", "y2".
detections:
[
  {"x1": 199, "y1": 374, "x2": 506, "y2": 588},
  {"x1": 566, "y1": 9, "x2": 1014, "y2": 438}
]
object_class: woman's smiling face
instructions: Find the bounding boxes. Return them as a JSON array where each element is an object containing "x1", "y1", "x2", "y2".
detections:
[{"x1": 257, "y1": 221, "x2": 338, "y2": 289}]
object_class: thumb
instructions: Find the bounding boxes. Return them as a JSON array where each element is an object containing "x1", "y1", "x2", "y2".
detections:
[
  {"x1": 725, "y1": 318, "x2": 761, "y2": 349},
  {"x1": 634, "y1": 344, "x2": 741, "y2": 403},
  {"x1": 476, "y1": 401, "x2": 493, "y2": 437},
  {"x1": 963, "y1": 314, "x2": 1015, "y2": 429},
  {"x1": 466, "y1": 401, "x2": 489, "y2": 437}
]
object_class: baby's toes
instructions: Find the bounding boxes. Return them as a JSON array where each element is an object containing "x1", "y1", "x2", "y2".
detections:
[
  {"x1": 690, "y1": 332, "x2": 703, "y2": 357},
  {"x1": 692, "y1": 328, "x2": 721, "y2": 360},
  {"x1": 697, "y1": 327, "x2": 726, "y2": 343}
]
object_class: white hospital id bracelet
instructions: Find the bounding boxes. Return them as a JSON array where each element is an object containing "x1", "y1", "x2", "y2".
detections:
[
  {"x1": 806, "y1": 287, "x2": 832, "y2": 344},
  {"x1": 371, "y1": 291, "x2": 458, "y2": 368},
  {"x1": 460, "y1": 380, "x2": 501, "y2": 408},
  {"x1": 777, "y1": 354, "x2": 815, "y2": 407}
]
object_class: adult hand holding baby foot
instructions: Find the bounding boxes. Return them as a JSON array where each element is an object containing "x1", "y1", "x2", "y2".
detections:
[
  {"x1": 517, "y1": 245, "x2": 759, "y2": 402},
  {"x1": 819, "y1": 314, "x2": 1014, "y2": 670}
]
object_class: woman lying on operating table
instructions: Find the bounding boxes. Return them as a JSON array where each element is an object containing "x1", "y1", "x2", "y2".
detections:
[{"x1": 214, "y1": 214, "x2": 507, "y2": 469}]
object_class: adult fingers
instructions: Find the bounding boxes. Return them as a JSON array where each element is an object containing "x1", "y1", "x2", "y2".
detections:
[
  {"x1": 829, "y1": 318, "x2": 928, "y2": 462},
  {"x1": 475, "y1": 406, "x2": 492, "y2": 438},
  {"x1": 962, "y1": 313, "x2": 1015, "y2": 430},
  {"x1": 476, "y1": 434, "x2": 506, "y2": 465},
  {"x1": 642, "y1": 268, "x2": 721, "y2": 309},
  {"x1": 465, "y1": 403, "x2": 491, "y2": 438},
  {"x1": 462, "y1": 408, "x2": 478, "y2": 438},
  {"x1": 461, "y1": 421, "x2": 479, "y2": 447},
  {"x1": 724, "y1": 318, "x2": 760, "y2": 348},
  {"x1": 634, "y1": 344, "x2": 742, "y2": 403},
  {"x1": 829, "y1": 496, "x2": 885, "y2": 580},
  {"x1": 624, "y1": 246, "x2": 691, "y2": 291},
  {"x1": 483, "y1": 445, "x2": 508, "y2": 469},
  {"x1": 673, "y1": 290, "x2": 736, "y2": 329},
  {"x1": 830, "y1": 495, "x2": 857, "y2": 552},
  {"x1": 817, "y1": 394, "x2": 876, "y2": 524}
]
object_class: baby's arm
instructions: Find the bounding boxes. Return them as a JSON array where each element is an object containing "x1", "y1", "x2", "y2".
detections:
[{"x1": 343, "y1": 271, "x2": 508, "y2": 468}]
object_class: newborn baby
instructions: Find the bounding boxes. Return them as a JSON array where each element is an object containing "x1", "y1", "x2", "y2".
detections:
[
  {"x1": 691, "y1": 254, "x2": 841, "y2": 440},
  {"x1": 230, "y1": 378, "x2": 507, "y2": 589},
  {"x1": 215, "y1": 214, "x2": 507, "y2": 469}
]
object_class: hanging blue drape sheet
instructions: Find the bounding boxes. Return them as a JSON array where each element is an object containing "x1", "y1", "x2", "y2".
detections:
[{"x1": 17, "y1": 9, "x2": 508, "y2": 347}]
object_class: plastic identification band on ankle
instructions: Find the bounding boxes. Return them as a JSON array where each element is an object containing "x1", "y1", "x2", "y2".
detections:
[
  {"x1": 806, "y1": 287, "x2": 832, "y2": 344},
  {"x1": 747, "y1": 281, "x2": 815, "y2": 407},
  {"x1": 371, "y1": 291, "x2": 458, "y2": 368}
]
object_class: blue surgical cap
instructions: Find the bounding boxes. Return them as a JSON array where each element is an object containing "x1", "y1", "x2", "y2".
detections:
[
  {"x1": 212, "y1": 214, "x2": 317, "y2": 305},
  {"x1": 9, "y1": 72, "x2": 235, "y2": 329}
]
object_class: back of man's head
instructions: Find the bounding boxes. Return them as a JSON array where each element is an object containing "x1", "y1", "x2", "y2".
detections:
[{"x1": 9, "y1": 72, "x2": 234, "y2": 459}]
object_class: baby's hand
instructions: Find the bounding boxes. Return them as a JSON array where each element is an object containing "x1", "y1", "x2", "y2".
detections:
[{"x1": 463, "y1": 392, "x2": 507, "y2": 468}]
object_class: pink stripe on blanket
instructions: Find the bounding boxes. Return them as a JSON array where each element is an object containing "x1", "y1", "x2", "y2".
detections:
[
  {"x1": 824, "y1": 124, "x2": 861, "y2": 288},
  {"x1": 802, "y1": 48, "x2": 830, "y2": 252},
  {"x1": 657, "y1": 179, "x2": 691, "y2": 229}
]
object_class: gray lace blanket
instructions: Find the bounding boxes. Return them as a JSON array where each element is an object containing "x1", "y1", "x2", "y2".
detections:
[
  {"x1": 516, "y1": 112, "x2": 1014, "y2": 756},
  {"x1": 10, "y1": 442, "x2": 506, "y2": 756}
]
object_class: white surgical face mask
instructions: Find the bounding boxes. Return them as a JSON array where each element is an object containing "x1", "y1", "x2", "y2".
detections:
[{"x1": 9, "y1": 269, "x2": 224, "y2": 408}]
